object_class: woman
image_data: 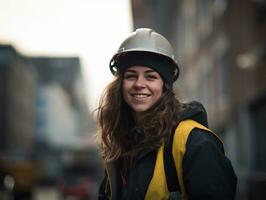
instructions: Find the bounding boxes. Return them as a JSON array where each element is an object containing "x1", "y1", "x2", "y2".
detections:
[{"x1": 97, "y1": 28, "x2": 237, "y2": 200}]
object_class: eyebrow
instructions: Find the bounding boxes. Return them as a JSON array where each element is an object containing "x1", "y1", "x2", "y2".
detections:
[{"x1": 124, "y1": 69, "x2": 157, "y2": 73}]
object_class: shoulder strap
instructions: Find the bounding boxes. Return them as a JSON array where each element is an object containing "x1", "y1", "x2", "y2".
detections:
[{"x1": 163, "y1": 128, "x2": 180, "y2": 192}]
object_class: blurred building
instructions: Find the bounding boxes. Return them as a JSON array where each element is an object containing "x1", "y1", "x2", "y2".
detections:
[
  {"x1": 28, "y1": 56, "x2": 94, "y2": 149},
  {"x1": 0, "y1": 44, "x2": 37, "y2": 199},
  {"x1": 0, "y1": 44, "x2": 36, "y2": 159},
  {"x1": 131, "y1": 0, "x2": 266, "y2": 199},
  {"x1": 26, "y1": 56, "x2": 96, "y2": 185},
  {"x1": 0, "y1": 44, "x2": 100, "y2": 198}
]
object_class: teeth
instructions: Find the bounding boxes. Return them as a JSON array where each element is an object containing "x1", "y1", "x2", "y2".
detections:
[{"x1": 132, "y1": 94, "x2": 149, "y2": 98}]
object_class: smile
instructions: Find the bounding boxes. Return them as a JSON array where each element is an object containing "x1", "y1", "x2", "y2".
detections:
[{"x1": 131, "y1": 93, "x2": 151, "y2": 99}]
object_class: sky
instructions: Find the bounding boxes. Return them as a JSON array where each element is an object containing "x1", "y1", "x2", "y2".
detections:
[{"x1": 0, "y1": 0, "x2": 133, "y2": 111}]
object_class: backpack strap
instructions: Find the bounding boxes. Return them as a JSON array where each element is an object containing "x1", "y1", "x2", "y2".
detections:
[{"x1": 163, "y1": 127, "x2": 181, "y2": 193}]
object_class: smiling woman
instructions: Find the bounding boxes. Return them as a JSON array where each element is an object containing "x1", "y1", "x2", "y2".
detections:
[{"x1": 97, "y1": 28, "x2": 237, "y2": 200}]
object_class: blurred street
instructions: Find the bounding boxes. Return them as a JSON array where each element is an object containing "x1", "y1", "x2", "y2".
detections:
[{"x1": 33, "y1": 187, "x2": 60, "y2": 200}]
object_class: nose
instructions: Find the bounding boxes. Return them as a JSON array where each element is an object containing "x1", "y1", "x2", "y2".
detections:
[{"x1": 134, "y1": 76, "x2": 146, "y2": 88}]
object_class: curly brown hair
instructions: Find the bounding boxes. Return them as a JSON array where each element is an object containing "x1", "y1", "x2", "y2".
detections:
[{"x1": 97, "y1": 73, "x2": 183, "y2": 162}]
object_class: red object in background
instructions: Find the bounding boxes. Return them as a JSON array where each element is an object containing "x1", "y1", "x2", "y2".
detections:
[{"x1": 58, "y1": 165, "x2": 92, "y2": 199}]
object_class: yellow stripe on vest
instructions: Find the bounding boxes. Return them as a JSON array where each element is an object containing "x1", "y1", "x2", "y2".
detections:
[
  {"x1": 145, "y1": 119, "x2": 220, "y2": 200},
  {"x1": 144, "y1": 146, "x2": 169, "y2": 200}
]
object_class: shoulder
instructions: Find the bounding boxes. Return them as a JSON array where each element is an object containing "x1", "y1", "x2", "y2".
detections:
[
  {"x1": 173, "y1": 119, "x2": 223, "y2": 152},
  {"x1": 181, "y1": 128, "x2": 237, "y2": 199},
  {"x1": 182, "y1": 127, "x2": 227, "y2": 173},
  {"x1": 186, "y1": 128, "x2": 224, "y2": 152}
]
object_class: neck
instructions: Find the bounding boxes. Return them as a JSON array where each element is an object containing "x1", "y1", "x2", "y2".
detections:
[{"x1": 133, "y1": 112, "x2": 144, "y2": 125}]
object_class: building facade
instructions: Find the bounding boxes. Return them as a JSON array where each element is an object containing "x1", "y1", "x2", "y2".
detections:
[
  {"x1": 0, "y1": 45, "x2": 36, "y2": 159},
  {"x1": 131, "y1": 0, "x2": 266, "y2": 199}
]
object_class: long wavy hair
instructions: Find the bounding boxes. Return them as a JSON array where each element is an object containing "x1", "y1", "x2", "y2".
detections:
[{"x1": 97, "y1": 73, "x2": 183, "y2": 162}]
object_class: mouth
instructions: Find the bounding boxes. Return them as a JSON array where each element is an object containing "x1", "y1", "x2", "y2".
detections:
[{"x1": 131, "y1": 93, "x2": 151, "y2": 100}]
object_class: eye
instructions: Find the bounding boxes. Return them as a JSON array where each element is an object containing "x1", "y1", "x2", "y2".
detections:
[
  {"x1": 124, "y1": 73, "x2": 137, "y2": 80},
  {"x1": 146, "y1": 74, "x2": 160, "y2": 80}
]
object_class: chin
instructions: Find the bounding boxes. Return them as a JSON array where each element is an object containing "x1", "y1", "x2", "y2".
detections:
[{"x1": 132, "y1": 106, "x2": 150, "y2": 113}]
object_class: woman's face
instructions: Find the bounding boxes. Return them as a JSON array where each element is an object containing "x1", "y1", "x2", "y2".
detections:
[{"x1": 123, "y1": 66, "x2": 164, "y2": 113}]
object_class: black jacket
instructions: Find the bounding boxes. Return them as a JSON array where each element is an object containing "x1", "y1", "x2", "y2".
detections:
[{"x1": 98, "y1": 101, "x2": 237, "y2": 200}]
